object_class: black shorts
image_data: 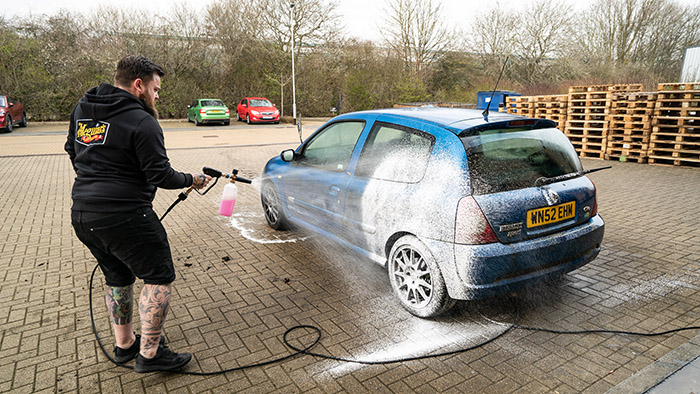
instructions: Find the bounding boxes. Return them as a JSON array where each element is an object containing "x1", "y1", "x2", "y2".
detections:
[{"x1": 71, "y1": 208, "x2": 176, "y2": 286}]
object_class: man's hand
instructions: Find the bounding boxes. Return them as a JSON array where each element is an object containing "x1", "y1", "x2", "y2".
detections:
[{"x1": 192, "y1": 173, "x2": 212, "y2": 189}]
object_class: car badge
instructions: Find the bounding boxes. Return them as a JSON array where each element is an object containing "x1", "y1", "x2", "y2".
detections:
[{"x1": 543, "y1": 188, "x2": 560, "y2": 206}]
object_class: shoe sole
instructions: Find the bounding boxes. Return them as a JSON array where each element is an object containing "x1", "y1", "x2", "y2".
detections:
[{"x1": 133, "y1": 354, "x2": 192, "y2": 373}]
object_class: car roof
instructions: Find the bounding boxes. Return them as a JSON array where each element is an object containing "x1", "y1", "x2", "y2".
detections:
[{"x1": 343, "y1": 107, "x2": 529, "y2": 133}]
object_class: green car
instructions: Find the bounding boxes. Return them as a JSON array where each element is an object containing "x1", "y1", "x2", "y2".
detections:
[{"x1": 187, "y1": 99, "x2": 231, "y2": 126}]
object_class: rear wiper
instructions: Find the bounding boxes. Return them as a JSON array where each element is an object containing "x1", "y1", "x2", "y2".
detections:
[{"x1": 534, "y1": 166, "x2": 612, "y2": 187}]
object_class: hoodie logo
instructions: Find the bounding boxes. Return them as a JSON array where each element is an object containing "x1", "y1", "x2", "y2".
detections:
[{"x1": 75, "y1": 119, "x2": 109, "y2": 146}]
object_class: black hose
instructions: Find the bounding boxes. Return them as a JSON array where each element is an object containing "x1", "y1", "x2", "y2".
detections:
[{"x1": 89, "y1": 262, "x2": 700, "y2": 375}]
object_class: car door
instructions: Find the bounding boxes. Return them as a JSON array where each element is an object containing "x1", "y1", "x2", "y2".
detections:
[
  {"x1": 188, "y1": 100, "x2": 197, "y2": 119},
  {"x1": 238, "y1": 99, "x2": 247, "y2": 118},
  {"x1": 8, "y1": 97, "x2": 20, "y2": 121},
  {"x1": 280, "y1": 120, "x2": 367, "y2": 235},
  {"x1": 343, "y1": 120, "x2": 436, "y2": 257}
]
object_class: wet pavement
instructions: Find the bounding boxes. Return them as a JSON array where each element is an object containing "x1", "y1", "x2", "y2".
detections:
[{"x1": 1, "y1": 121, "x2": 699, "y2": 393}]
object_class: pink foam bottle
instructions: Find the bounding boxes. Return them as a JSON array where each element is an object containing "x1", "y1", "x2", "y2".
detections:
[{"x1": 218, "y1": 182, "x2": 237, "y2": 216}]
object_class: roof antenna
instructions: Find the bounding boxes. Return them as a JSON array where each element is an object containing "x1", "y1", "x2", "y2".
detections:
[{"x1": 483, "y1": 56, "x2": 509, "y2": 121}]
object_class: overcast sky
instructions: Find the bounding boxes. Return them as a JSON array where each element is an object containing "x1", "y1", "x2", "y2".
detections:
[
  {"x1": 9, "y1": 0, "x2": 548, "y2": 42},
  {"x1": 9, "y1": 0, "x2": 697, "y2": 42}
]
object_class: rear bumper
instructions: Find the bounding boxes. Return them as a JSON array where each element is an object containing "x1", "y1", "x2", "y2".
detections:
[
  {"x1": 200, "y1": 114, "x2": 230, "y2": 123},
  {"x1": 433, "y1": 215, "x2": 604, "y2": 300}
]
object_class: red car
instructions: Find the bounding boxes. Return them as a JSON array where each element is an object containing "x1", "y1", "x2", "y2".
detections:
[
  {"x1": 236, "y1": 97, "x2": 280, "y2": 124},
  {"x1": 0, "y1": 95, "x2": 27, "y2": 132}
]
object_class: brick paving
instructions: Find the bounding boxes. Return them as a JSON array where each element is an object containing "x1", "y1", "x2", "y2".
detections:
[{"x1": 1, "y1": 122, "x2": 699, "y2": 393}]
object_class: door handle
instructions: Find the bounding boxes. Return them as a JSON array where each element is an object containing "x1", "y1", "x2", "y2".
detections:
[{"x1": 329, "y1": 185, "x2": 341, "y2": 196}]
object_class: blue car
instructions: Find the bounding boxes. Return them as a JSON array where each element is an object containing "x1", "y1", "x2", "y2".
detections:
[{"x1": 261, "y1": 108, "x2": 604, "y2": 317}]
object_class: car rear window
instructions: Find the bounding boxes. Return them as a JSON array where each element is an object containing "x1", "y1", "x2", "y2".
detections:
[
  {"x1": 460, "y1": 127, "x2": 582, "y2": 195},
  {"x1": 202, "y1": 100, "x2": 224, "y2": 106}
]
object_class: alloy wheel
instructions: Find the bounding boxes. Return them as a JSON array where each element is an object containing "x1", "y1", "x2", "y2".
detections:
[{"x1": 391, "y1": 246, "x2": 433, "y2": 308}]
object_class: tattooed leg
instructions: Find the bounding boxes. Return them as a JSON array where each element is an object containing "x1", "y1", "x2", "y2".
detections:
[
  {"x1": 139, "y1": 283, "x2": 171, "y2": 358},
  {"x1": 105, "y1": 285, "x2": 135, "y2": 348}
]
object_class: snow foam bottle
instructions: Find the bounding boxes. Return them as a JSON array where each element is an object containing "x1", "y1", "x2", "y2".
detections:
[{"x1": 218, "y1": 181, "x2": 237, "y2": 217}]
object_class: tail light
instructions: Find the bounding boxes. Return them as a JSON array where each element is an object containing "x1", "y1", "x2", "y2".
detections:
[
  {"x1": 591, "y1": 181, "x2": 598, "y2": 217},
  {"x1": 225, "y1": 108, "x2": 230, "y2": 114},
  {"x1": 455, "y1": 196, "x2": 498, "y2": 244},
  {"x1": 199, "y1": 109, "x2": 206, "y2": 114}
]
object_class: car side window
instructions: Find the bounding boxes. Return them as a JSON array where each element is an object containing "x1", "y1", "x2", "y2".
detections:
[
  {"x1": 299, "y1": 121, "x2": 365, "y2": 172},
  {"x1": 355, "y1": 122, "x2": 434, "y2": 183}
]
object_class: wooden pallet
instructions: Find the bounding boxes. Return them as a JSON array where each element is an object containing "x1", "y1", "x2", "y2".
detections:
[
  {"x1": 649, "y1": 84, "x2": 699, "y2": 167},
  {"x1": 657, "y1": 82, "x2": 700, "y2": 91},
  {"x1": 506, "y1": 96, "x2": 535, "y2": 117}
]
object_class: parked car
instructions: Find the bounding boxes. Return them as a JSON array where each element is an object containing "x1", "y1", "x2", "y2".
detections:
[
  {"x1": 260, "y1": 107, "x2": 605, "y2": 318},
  {"x1": 236, "y1": 97, "x2": 280, "y2": 124},
  {"x1": 187, "y1": 99, "x2": 230, "y2": 126},
  {"x1": 0, "y1": 95, "x2": 27, "y2": 132}
]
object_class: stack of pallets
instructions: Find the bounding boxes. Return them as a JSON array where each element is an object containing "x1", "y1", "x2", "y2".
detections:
[
  {"x1": 648, "y1": 83, "x2": 700, "y2": 167},
  {"x1": 606, "y1": 92, "x2": 657, "y2": 163},
  {"x1": 506, "y1": 96, "x2": 535, "y2": 117},
  {"x1": 532, "y1": 94, "x2": 568, "y2": 127},
  {"x1": 565, "y1": 84, "x2": 643, "y2": 158}
]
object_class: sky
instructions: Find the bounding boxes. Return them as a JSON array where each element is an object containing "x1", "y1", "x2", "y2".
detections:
[{"x1": 9, "y1": 0, "x2": 533, "y2": 42}]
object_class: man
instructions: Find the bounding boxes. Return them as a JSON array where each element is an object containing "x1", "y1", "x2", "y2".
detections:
[{"x1": 65, "y1": 55, "x2": 211, "y2": 373}]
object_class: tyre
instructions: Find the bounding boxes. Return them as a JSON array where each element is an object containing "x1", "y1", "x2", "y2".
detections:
[
  {"x1": 195, "y1": 116, "x2": 201, "y2": 126},
  {"x1": 246, "y1": 114, "x2": 251, "y2": 124},
  {"x1": 187, "y1": 113, "x2": 191, "y2": 122},
  {"x1": 261, "y1": 181, "x2": 288, "y2": 230},
  {"x1": 387, "y1": 235, "x2": 456, "y2": 318},
  {"x1": 223, "y1": 120, "x2": 230, "y2": 126},
  {"x1": 5, "y1": 115, "x2": 12, "y2": 132},
  {"x1": 19, "y1": 112, "x2": 27, "y2": 127},
  {"x1": 236, "y1": 112, "x2": 241, "y2": 121}
]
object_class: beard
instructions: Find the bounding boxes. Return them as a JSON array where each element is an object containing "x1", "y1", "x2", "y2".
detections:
[{"x1": 139, "y1": 94, "x2": 159, "y2": 119}]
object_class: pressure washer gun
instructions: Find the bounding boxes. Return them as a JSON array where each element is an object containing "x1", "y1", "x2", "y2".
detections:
[{"x1": 159, "y1": 166, "x2": 252, "y2": 221}]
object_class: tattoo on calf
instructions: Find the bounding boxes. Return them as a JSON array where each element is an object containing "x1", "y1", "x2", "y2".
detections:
[
  {"x1": 139, "y1": 284, "x2": 172, "y2": 353},
  {"x1": 106, "y1": 285, "x2": 133, "y2": 325}
]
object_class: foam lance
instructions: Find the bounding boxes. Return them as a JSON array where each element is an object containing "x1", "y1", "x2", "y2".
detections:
[
  {"x1": 201, "y1": 167, "x2": 251, "y2": 217},
  {"x1": 219, "y1": 181, "x2": 238, "y2": 217}
]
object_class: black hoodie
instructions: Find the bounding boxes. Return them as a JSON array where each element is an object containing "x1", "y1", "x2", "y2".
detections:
[{"x1": 65, "y1": 83, "x2": 193, "y2": 212}]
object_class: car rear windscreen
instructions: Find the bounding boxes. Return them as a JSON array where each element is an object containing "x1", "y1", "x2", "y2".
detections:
[{"x1": 460, "y1": 127, "x2": 582, "y2": 195}]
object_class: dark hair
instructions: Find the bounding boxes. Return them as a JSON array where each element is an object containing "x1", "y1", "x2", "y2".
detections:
[{"x1": 114, "y1": 55, "x2": 165, "y2": 87}]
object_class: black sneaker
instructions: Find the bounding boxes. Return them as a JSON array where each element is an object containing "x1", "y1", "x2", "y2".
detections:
[
  {"x1": 113, "y1": 334, "x2": 165, "y2": 363},
  {"x1": 133, "y1": 344, "x2": 192, "y2": 373}
]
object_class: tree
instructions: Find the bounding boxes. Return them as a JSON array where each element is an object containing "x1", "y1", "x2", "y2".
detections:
[
  {"x1": 576, "y1": 0, "x2": 700, "y2": 81},
  {"x1": 382, "y1": 0, "x2": 453, "y2": 76},
  {"x1": 511, "y1": 0, "x2": 573, "y2": 85}
]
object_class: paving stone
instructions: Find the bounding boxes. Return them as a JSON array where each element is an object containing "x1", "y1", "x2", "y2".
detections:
[{"x1": 1, "y1": 123, "x2": 699, "y2": 392}]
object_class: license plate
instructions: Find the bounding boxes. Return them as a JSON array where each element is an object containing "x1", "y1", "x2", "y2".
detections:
[
  {"x1": 209, "y1": 110, "x2": 223, "y2": 114},
  {"x1": 262, "y1": 116, "x2": 272, "y2": 119},
  {"x1": 527, "y1": 201, "x2": 575, "y2": 228}
]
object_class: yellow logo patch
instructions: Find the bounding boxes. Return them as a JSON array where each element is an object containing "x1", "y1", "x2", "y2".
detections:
[{"x1": 75, "y1": 120, "x2": 109, "y2": 145}]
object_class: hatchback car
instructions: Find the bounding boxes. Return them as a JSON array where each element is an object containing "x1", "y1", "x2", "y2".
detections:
[
  {"x1": 187, "y1": 99, "x2": 230, "y2": 126},
  {"x1": 236, "y1": 97, "x2": 280, "y2": 124},
  {"x1": 260, "y1": 107, "x2": 605, "y2": 318},
  {"x1": 0, "y1": 95, "x2": 27, "y2": 132}
]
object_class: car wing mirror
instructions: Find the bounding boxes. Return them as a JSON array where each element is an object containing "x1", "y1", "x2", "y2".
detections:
[
  {"x1": 273, "y1": 103, "x2": 277, "y2": 107},
  {"x1": 281, "y1": 149, "x2": 295, "y2": 162},
  {"x1": 187, "y1": 105, "x2": 191, "y2": 108},
  {"x1": 8, "y1": 103, "x2": 13, "y2": 107}
]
